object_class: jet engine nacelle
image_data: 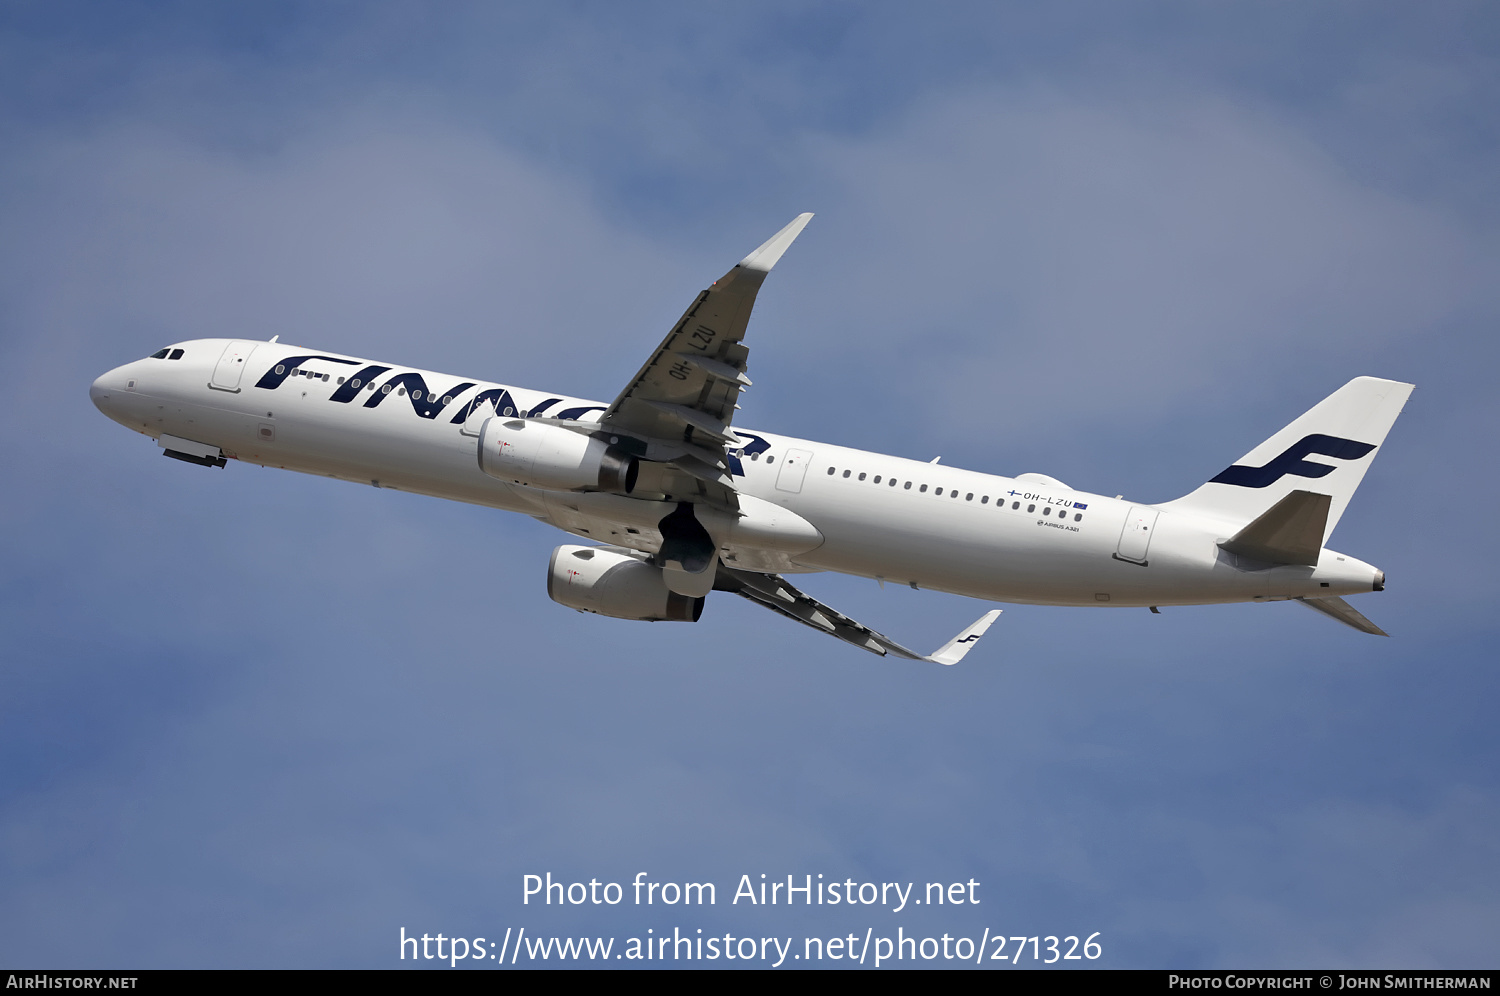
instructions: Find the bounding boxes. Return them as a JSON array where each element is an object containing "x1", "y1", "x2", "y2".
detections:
[
  {"x1": 479, "y1": 418, "x2": 638, "y2": 493},
  {"x1": 547, "y1": 544, "x2": 704, "y2": 622}
]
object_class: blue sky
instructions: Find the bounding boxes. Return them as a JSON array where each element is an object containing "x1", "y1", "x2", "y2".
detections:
[{"x1": 2, "y1": 2, "x2": 1498, "y2": 968}]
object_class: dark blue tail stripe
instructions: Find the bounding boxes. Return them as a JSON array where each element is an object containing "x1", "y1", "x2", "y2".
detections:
[{"x1": 1210, "y1": 433, "x2": 1376, "y2": 489}]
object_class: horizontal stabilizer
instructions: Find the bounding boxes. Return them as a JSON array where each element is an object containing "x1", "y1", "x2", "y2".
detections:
[
  {"x1": 1219, "y1": 490, "x2": 1330, "y2": 566},
  {"x1": 1297, "y1": 596, "x2": 1388, "y2": 637}
]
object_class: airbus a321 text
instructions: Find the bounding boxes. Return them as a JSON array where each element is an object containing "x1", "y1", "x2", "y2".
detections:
[{"x1": 91, "y1": 214, "x2": 1412, "y2": 662}]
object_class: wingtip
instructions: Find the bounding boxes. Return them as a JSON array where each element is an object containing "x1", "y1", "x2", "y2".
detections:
[
  {"x1": 738, "y1": 212, "x2": 815, "y2": 272},
  {"x1": 927, "y1": 609, "x2": 1002, "y2": 665}
]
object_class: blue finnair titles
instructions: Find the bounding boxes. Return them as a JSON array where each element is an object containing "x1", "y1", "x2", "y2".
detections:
[
  {"x1": 724, "y1": 434, "x2": 772, "y2": 477},
  {"x1": 254, "y1": 354, "x2": 362, "y2": 389},
  {"x1": 252, "y1": 349, "x2": 780, "y2": 480}
]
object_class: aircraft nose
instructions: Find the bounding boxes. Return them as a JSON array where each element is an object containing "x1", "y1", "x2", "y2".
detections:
[
  {"x1": 90, "y1": 365, "x2": 132, "y2": 419},
  {"x1": 90, "y1": 371, "x2": 113, "y2": 413}
]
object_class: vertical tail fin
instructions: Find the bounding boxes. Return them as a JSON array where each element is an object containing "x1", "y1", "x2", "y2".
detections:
[{"x1": 1163, "y1": 377, "x2": 1413, "y2": 541}]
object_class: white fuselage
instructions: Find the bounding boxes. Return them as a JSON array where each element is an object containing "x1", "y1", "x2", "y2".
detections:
[{"x1": 90, "y1": 339, "x2": 1383, "y2": 608}]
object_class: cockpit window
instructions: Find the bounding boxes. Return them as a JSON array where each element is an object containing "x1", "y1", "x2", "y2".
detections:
[
  {"x1": 168, "y1": 348, "x2": 184, "y2": 360},
  {"x1": 150, "y1": 348, "x2": 170, "y2": 359}
]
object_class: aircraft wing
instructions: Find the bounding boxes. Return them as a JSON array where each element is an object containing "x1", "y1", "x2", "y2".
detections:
[
  {"x1": 597, "y1": 214, "x2": 814, "y2": 510},
  {"x1": 715, "y1": 566, "x2": 1002, "y2": 664}
]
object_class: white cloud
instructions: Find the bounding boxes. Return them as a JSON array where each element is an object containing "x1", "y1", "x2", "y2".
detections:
[
  {"x1": 795, "y1": 85, "x2": 1496, "y2": 431},
  {"x1": 1, "y1": 111, "x2": 684, "y2": 405}
]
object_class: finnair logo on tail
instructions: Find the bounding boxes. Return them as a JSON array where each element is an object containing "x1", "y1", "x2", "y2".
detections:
[{"x1": 1210, "y1": 433, "x2": 1376, "y2": 489}]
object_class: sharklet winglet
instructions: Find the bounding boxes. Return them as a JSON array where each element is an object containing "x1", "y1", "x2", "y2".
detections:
[
  {"x1": 926, "y1": 610, "x2": 1003, "y2": 665},
  {"x1": 738, "y1": 213, "x2": 814, "y2": 273}
]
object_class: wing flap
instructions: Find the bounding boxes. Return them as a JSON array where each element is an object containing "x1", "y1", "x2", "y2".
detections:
[
  {"x1": 716, "y1": 567, "x2": 1001, "y2": 663},
  {"x1": 680, "y1": 352, "x2": 753, "y2": 386},
  {"x1": 636, "y1": 399, "x2": 740, "y2": 444},
  {"x1": 668, "y1": 454, "x2": 735, "y2": 488}
]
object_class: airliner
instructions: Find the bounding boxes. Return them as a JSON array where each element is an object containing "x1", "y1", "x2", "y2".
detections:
[{"x1": 90, "y1": 214, "x2": 1411, "y2": 662}]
